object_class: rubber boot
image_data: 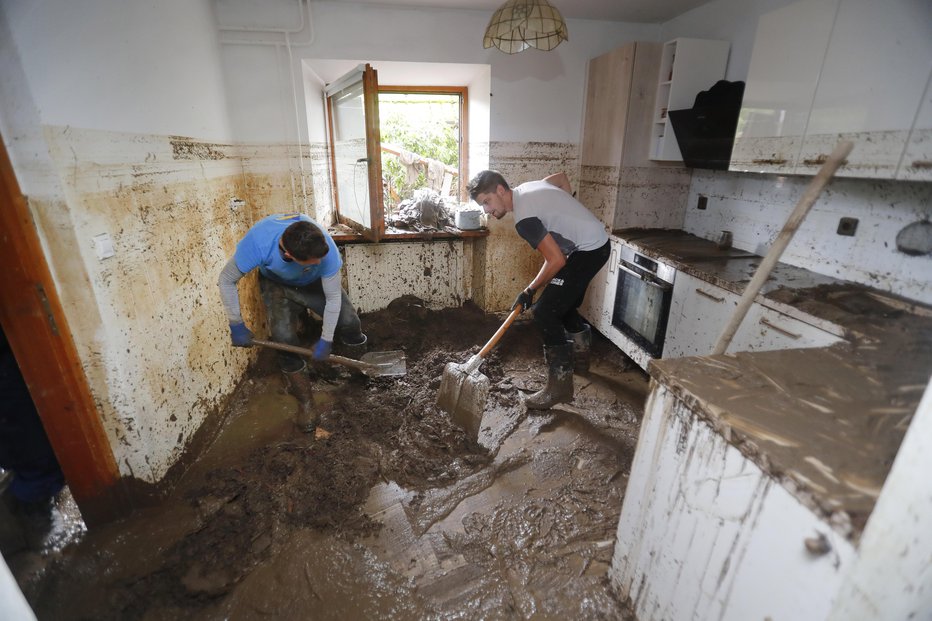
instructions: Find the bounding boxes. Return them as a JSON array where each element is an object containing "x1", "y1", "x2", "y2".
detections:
[
  {"x1": 338, "y1": 333, "x2": 368, "y2": 359},
  {"x1": 525, "y1": 342, "x2": 575, "y2": 410},
  {"x1": 566, "y1": 324, "x2": 592, "y2": 374},
  {"x1": 282, "y1": 367, "x2": 318, "y2": 433}
]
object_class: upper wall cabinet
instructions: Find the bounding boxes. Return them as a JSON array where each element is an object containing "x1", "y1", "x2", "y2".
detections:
[
  {"x1": 731, "y1": 0, "x2": 932, "y2": 179},
  {"x1": 577, "y1": 41, "x2": 663, "y2": 227},
  {"x1": 650, "y1": 38, "x2": 730, "y2": 162}
]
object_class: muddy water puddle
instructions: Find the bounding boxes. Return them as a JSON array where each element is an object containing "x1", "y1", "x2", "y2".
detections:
[{"x1": 23, "y1": 298, "x2": 646, "y2": 620}]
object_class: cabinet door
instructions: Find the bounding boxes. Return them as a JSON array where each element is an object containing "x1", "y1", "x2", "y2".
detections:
[
  {"x1": 796, "y1": 0, "x2": 932, "y2": 178},
  {"x1": 732, "y1": 304, "x2": 843, "y2": 352},
  {"x1": 580, "y1": 238, "x2": 620, "y2": 335},
  {"x1": 730, "y1": 0, "x2": 838, "y2": 174},
  {"x1": 665, "y1": 272, "x2": 739, "y2": 358}
]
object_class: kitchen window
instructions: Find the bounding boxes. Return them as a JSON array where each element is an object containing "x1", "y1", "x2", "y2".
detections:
[{"x1": 325, "y1": 64, "x2": 477, "y2": 243}]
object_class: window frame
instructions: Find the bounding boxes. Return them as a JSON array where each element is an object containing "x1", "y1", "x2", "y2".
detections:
[{"x1": 325, "y1": 66, "x2": 484, "y2": 243}]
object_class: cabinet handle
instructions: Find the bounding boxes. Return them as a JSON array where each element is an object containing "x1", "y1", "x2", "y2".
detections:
[
  {"x1": 751, "y1": 158, "x2": 788, "y2": 165},
  {"x1": 803, "y1": 155, "x2": 848, "y2": 167},
  {"x1": 695, "y1": 288, "x2": 725, "y2": 303},
  {"x1": 911, "y1": 160, "x2": 932, "y2": 170},
  {"x1": 760, "y1": 317, "x2": 801, "y2": 339}
]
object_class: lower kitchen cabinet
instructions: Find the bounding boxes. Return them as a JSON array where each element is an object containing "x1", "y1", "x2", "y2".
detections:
[
  {"x1": 611, "y1": 383, "x2": 856, "y2": 620},
  {"x1": 665, "y1": 272, "x2": 739, "y2": 357},
  {"x1": 580, "y1": 237, "x2": 620, "y2": 335},
  {"x1": 665, "y1": 271, "x2": 842, "y2": 358},
  {"x1": 733, "y1": 303, "x2": 843, "y2": 352}
]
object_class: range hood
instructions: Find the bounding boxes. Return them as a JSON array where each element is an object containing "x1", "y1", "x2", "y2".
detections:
[{"x1": 668, "y1": 80, "x2": 745, "y2": 171}]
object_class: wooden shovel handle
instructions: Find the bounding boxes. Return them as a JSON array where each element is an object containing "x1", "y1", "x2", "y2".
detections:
[
  {"x1": 477, "y1": 306, "x2": 523, "y2": 360},
  {"x1": 252, "y1": 339, "x2": 373, "y2": 371}
]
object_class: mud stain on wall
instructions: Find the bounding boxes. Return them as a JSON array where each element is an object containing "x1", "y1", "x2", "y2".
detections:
[
  {"x1": 39, "y1": 126, "x2": 265, "y2": 482},
  {"x1": 169, "y1": 137, "x2": 227, "y2": 161},
  {"x1": 24, "y1": 127, "x2": 588, "y2": 489}
]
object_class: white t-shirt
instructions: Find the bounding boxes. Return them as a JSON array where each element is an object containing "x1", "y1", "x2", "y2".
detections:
[{"x1": 512, "y1": 180, "x2": 608, "y2": 255}]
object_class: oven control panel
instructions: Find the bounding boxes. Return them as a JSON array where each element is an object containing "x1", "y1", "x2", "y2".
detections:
[{"x1": 618, "y1": 245, "x2": 676, "y2": 285}]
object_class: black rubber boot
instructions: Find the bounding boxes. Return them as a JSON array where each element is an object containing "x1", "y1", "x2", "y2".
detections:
[
  {"x1": 525, "y1": 342, "x2": 574, "y2": 410},
  {"x1": 566, "y1": 324, "x2": 592, "y2": 374},
  {"x1": 282, "y1": 367, "x2": 318, "y2": 433},
  {"x1": 337, "y1": 333, "x2": 368, "y2": 359}
]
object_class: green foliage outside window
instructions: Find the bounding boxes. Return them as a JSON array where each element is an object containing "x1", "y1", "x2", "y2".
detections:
[{"x1": 379, "y1": 93, "x2": 460, "y2": 212}]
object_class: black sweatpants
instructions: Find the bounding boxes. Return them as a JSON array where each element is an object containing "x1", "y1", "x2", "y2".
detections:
[{"x1": 532, "y1": 240, "x2": 611, "y2": 347}]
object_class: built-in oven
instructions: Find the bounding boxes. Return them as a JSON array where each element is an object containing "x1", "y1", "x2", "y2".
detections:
[{"x1": 611, "y1": 246, "x2": 675, "y2": 359}]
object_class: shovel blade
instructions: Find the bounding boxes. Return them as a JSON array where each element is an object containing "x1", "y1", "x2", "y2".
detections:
[
  {"x1": 359, "y1": 351, "x2": 406, "y2": 377},
  {"x1": 436, "y1": 361, "x2": 489, "y2": 440}
]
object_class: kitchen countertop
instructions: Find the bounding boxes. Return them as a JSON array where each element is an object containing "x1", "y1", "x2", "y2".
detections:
[{"x1": 612, "y1": 227, "x2": 932, "y2": 540}]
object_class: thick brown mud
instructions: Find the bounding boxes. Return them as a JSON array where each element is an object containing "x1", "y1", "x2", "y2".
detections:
[{"x1": 19, "y1": 297, "x2": 647, "y2": 620}]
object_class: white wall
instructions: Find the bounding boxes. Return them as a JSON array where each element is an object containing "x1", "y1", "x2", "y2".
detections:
[
  {"x1": 0, "y1": 0, "x2": 248, "y2": 484},
  {"x1": 218, "y1": 1, "x2": 660, "y2": 145},
  {"x1": 684, "y1": 171, "x2": 932, "y2": 304},
  {"x1": 3, "y1": 0, "x2": 233, "y2": 141}
]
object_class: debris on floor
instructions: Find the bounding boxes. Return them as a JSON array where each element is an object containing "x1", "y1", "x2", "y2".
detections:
[{"x1": 9, "y1": 297, "x2": 648, "y2": 620}]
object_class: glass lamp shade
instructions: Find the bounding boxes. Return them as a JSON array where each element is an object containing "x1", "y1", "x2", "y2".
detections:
[{"x1": 483, "y1": 0, "x2": 568, "y2": 54}]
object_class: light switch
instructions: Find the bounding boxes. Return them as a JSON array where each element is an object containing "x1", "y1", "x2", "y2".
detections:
[{"x1": 93, "y1": 233, "x2": 115, "y2": 260}]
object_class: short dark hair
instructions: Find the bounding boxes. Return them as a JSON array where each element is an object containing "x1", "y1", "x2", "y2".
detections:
[
  {"x1": 467, "y1": 170, "x2": 509, "y2": 201},
  {"x1": 282, "y1": 221, "x2": 329, "y2": 261}
]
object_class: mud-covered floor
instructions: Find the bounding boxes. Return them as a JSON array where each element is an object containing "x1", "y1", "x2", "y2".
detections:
[{"x1": 10, "y1": 297, "x2": 648, "y2": 620}]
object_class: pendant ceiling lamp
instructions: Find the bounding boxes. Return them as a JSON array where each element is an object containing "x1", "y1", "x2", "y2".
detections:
[{"x1": 483, "y1": 0, "x2": 568, "y2": 54}]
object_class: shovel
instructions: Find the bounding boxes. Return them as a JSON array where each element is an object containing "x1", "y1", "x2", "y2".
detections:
[
  {"x1": 436, "y1": 305, "x2": 523, "y2": 440},
  {"x1": 252, "y1": 339, "x2": 406, "y2": 377}
]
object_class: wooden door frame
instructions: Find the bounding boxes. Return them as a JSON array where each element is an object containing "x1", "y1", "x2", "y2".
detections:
[{"x1": 0, "y1": 134, "x2": 123, "y2": 526}]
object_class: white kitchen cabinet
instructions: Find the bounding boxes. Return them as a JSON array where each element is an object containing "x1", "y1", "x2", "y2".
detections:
[
  {"x1": 730, "y1": 0, "x2": 838, "y2": 174},
  {"x1": 650, "y1": 38, "x2": 730, "y2": 162},
  {"x1": 731, "y1": 0, "x2": 932, "y2": 179},
  {"x1": 665, "y1": 271, "x2": 842, "y2": 358},
  {"x1": 665, "y1": 271, "x2": 739, "y2": 358},
  {"x1": 580, "y1": 237, "x2": 620, "y2": 335},
  {"x1": 613, "y1": 384, "x2": 856, "y2": 621},
  {"x1": 732, "y1": 304, "x2": 843, "y2": 352},
  {"x1": 796, "y1": 0, "x2": 932, "y2": 177}
]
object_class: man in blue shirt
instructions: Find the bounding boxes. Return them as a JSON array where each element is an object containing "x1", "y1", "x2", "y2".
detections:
[{"x1": 218, "y1": 214, "x2": 367, "y2": 432}]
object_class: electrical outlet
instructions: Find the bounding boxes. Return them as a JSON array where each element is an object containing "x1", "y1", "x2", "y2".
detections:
[
  {"x1": 697, "y1": 195, "x2": 708, "y2": 210},
  {"x1": 837, "y1": 217, "x2": 858, "y2": 236}
]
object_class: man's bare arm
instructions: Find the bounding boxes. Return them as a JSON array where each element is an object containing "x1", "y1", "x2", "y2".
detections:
[{"x1": 543, "y1": 172, "x2": 572, "y2": 194}]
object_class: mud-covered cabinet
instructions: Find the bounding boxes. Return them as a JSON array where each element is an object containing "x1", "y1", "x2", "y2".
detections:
[
  {"x1": 665, "y1": 271, "x2": 843, "y2": 358},
  {"x1": 731, "y1": 0, "x2": 932, "y2": 179},
  {"x1": 665, "y1": 272, "x2": 739, "y2": 358}
]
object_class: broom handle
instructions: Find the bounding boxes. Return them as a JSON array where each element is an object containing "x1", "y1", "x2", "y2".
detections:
[
  {"x1": 710, "y1": 140, "x2": 853, "y2": 355},
  {"x1": 477, "y1": 306, "x2": 523, "y2": 359}
]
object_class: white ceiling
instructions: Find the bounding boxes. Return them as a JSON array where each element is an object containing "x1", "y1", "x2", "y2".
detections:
[{"x1": 326, "y1": 0, "x2": 715, "y2": 23}]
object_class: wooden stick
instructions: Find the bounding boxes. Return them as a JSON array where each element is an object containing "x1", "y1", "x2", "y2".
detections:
[{"x1": 710, "y1": 140, "x2": 854, "y2": 355}]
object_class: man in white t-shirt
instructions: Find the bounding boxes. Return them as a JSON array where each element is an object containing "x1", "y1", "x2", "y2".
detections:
[{"x1": 468, "y1": 170, "x2": 610, "y2": 409}]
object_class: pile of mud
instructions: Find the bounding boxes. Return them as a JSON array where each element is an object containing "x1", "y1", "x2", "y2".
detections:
[{"x1": 33, "y1": 297, "x2": 597, "y2": 619}]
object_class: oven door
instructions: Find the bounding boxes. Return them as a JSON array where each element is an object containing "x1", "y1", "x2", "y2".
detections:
[{"x1": 611, "y1": 260, "x2": 673, "y2": 358}]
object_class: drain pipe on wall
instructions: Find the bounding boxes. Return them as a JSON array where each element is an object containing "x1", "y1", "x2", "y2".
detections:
[{"x1": 216, "y1": 0, "x2": 316, "y2": 214}]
